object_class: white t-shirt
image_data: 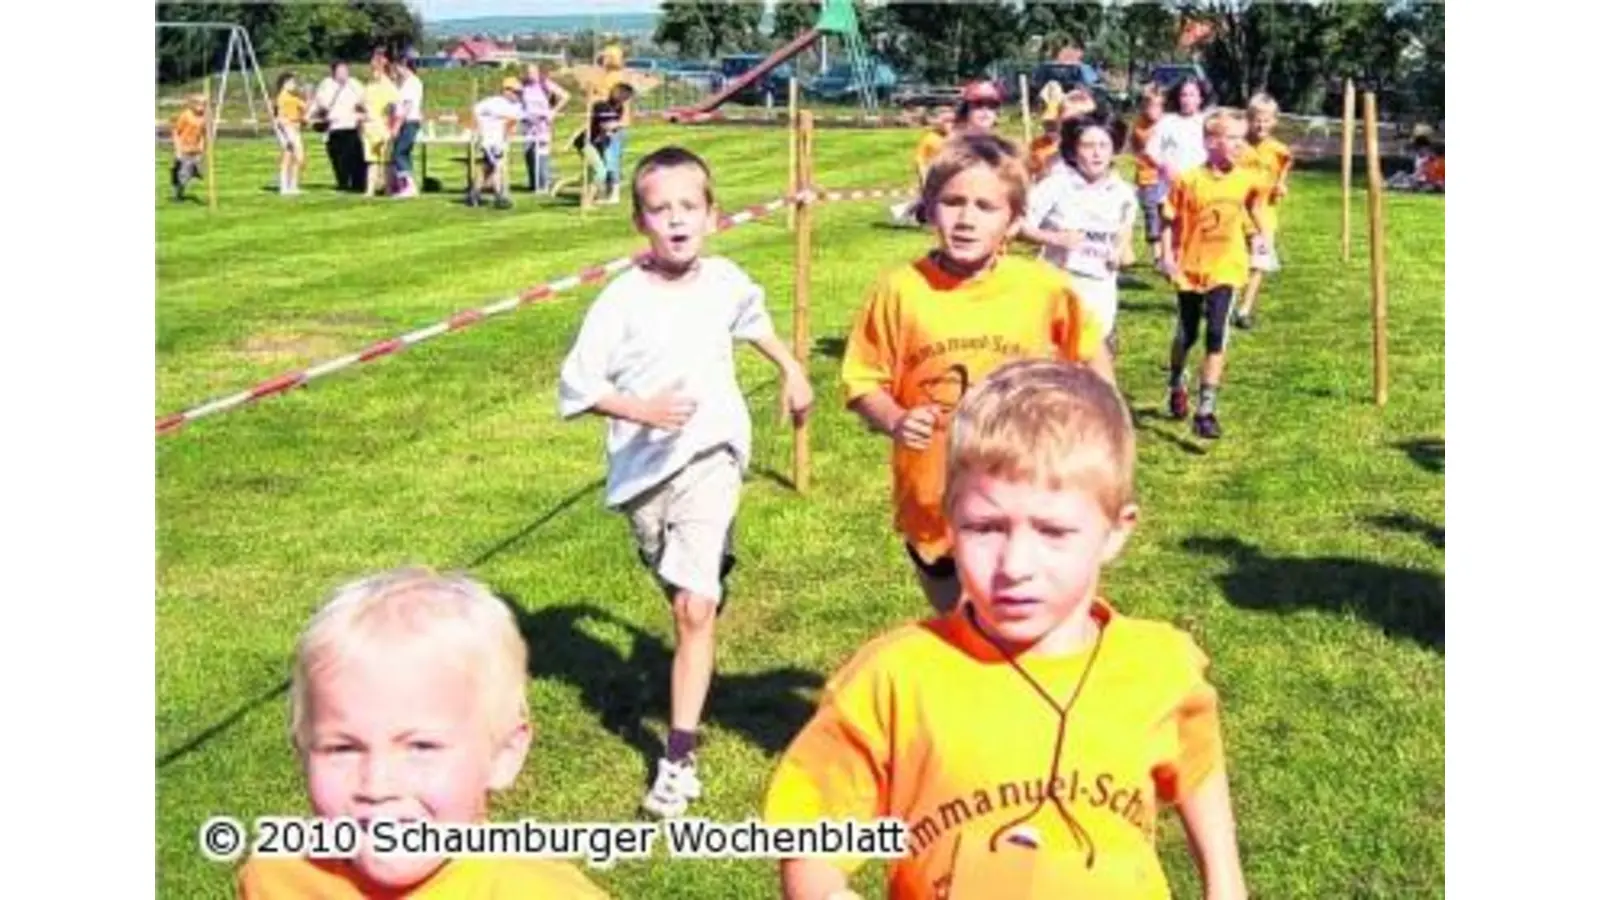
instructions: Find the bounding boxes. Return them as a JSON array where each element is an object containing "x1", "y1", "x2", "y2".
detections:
[
  {"x1": 313, "y1": 76, "x2": 365, "y2": 131},
  {"x1": 1149, "y1": 112, "x2": 1207, "y2": 178},
  {"x1": 397, "y1": 75, "x2": 424, "y2": 123},
  {"x1": 473, "y1": 95, "x2": 523, "y2": 148},
  {"x1": 557, "y1": 257, "x2": 777, "y2": 507},
  {"x1": 1026, "y1": 165, "x2": 1137, "y2": 280}
]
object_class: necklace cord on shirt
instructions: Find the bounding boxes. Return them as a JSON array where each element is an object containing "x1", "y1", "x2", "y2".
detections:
[{"x1": 965, "y1": 605, "x2": 1104, "y2": 869}]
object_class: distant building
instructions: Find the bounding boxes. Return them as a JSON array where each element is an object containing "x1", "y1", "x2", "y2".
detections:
[{"x1": 448, "y1": 36, "x2": 519, "y2": 66}]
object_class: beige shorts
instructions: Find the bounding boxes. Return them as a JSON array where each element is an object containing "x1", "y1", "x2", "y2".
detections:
[{"x1": 622, "y1": 446, "x2": 741, "y2": 604}]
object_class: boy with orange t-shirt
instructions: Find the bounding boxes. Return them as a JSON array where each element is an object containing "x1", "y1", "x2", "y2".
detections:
[
  {"x1": 169, "y1": 93, "x2": 207, "y2": 201},
  {"x1": 1232, "y1": 93, "x2": 1295, "y2": 330},
  {"x1": 235, "y1": 568, "x2": 609, "y2": 899},
  {"x1": 765, "y1": 360, "x2": 1247, "y2": 900},
  {"x1": 1126, "y1": 83, "x2": 1166, "y2": 263},
  {"x1": 1159, "y1": 108, "x2": 1266, "y2": 441},
  {"x1": 842, "y1": 133, "x2": 1112, "y2": 613}
]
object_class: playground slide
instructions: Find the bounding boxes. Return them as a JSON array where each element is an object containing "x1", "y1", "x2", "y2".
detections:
[{"x1": 669, "y1": 28, "x2": 821, "y2": 120}]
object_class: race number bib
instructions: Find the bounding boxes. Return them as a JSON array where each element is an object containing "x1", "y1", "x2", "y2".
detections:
[
  {"x1": 1066, "y1": 229, "x2": 1117, "y2": 280},
  {"x1": 1250, "y1": 234, "x2": 1279, "y2": 272}
]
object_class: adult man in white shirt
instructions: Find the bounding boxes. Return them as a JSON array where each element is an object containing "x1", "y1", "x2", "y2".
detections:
[{"x1": 310, "y1": 60, "x2": 366, "y2": 192}]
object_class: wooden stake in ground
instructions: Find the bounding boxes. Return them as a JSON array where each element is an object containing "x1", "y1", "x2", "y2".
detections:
[
  {"x1": 1363, "y1": 91, "x2": 1389, "y2": 408},
  {"x1": 787, "y1": 76, "x2": 799, "y2": 231},
  {"x1": 792, "y1": 111, "x2": 815, "y2": 493},
  {"x1": 1019, "y1": 74, "x2": 1034, "y2": 146},
  {"x1": 580, "y1": 98, "x2": 596, "y2": 212},
  {"x1": 204, "y1": 75, "x2": 218, "y2": 210},
  {"x1": 1340, "y1": 79, "x2": 1355, "y2": 262}
]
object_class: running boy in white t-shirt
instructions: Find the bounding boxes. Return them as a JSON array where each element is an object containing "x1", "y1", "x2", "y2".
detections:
[
  {"x1": 469, "y1": 78, "x2": 524, "y2": 209},
  {"x1": 1020, "y1": 115, "x2": 1137, "y2": 367},
  {"x1": 557, "y1": 146, "x2": 814, "y2": 819}
]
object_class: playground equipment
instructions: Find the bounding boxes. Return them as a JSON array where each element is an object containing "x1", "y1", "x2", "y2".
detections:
[
  {"x1": 155, "y1": 21, "x2": 273, "y2": 134},
  {"x1": 667, "y1": 0, "x2": 879, "y2": 122}
]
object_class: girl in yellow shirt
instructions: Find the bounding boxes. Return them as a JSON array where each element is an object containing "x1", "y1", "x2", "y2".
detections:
[{"x1": 273, "y1": 73, "x2": 308, "y2": 196}]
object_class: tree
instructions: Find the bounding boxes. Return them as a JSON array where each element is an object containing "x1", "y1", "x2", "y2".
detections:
[
  {"x1": 654, "y1": 0, "x2": 764, "y2": 58},
  {"x1": 155, "y1": 2, "x2": 421, "y2": 83},
  {"x1": 772, "y1": 0, "x2": 821, "y2": 43},
  {"x1": 1019, "y1": 0, "x2": 1113, "y2": 63},
  {"x1": 879, "y1": 0, "x2": 1023, "y2": 84}
]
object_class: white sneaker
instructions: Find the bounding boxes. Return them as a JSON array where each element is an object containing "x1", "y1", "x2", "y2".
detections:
[{"x1": 641, "y1": 757, "x2": 702, "y2": 818}]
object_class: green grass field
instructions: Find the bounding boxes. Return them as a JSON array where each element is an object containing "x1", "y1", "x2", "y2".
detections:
[{"x1": 156, "y1": 122, "x2": 1444, "y2": 898}]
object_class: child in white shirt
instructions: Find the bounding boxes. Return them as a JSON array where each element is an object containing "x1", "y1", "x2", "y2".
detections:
[
  {"x1": 557, "y1": 146, "x2": 814, "y2": 819},
  {"x1": 469, "y1": 78, "x2": 524, "y2": 209}
]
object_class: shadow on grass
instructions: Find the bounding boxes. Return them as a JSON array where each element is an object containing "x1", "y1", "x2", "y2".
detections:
[
  {"x1": 158, "y1": 481, "x2": 609, "y2": 768},
  {"x1": 503, "y1": 598, "x2": 823, "y2": 784},
  {"x1": 157, "y1": 677, "x2": 291, "y2": 770},
  {"x1": 1366, "y1": 511, "x2": 1444, "y2": 550},
  {"x1": 1396, "y1": 437, "x2": 1443, "y2": 475},
  {"x1": 1130, "y1": 406, "x2": 1206, "y2": 456},
  {"x1": 815, "y1": 336, "x2": 847, "y2": 361},
  {"x1": 464, "y1": 478, "x2": 607, "y2": 568},
  {"x1": 1183, "y1": 535, "x2": 1443, "y2": 652}
]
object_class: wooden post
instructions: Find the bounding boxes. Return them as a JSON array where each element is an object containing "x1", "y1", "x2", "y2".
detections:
[
  {"x1": 1019, "y1": 74, "x2": 1034, "y2": 146},
  {"x1": 1363, "y1": 92, "x2": 1388, "y2": 408},
  {"x1": 1340, "y1": 79, "x2": 1355, "y2": 262},
  {"x1": 792, "y1": 111, "x2": 815, "y2": 493},
  {"x1": 580, "y1": 98, "x2": 596, "y2": 212},
  {"x1": 787, "y1": 76, "x2": 799, "y2": 230},
  {"x1": 204, "y1": 75, "x2": 217, "y2": 210}
]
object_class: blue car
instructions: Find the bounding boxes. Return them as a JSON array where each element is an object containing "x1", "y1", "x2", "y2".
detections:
[
  {"x1": 721, "y1": 53, "x2": 795, "y2": 105},
  {"x1": 803, "y1": 60, "x2": 898, "y2": 103}
]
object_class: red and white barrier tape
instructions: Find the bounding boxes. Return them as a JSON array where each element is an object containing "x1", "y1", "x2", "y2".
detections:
[
  {"x1": 156, "y1": 186, "x2": 909, "y2": 437},
  {"x1": 647, "y1": 108, "x2": 924, "y2": 129}
]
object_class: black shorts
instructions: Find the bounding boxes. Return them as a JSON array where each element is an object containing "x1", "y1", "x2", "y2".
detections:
[
  {"x1": 905, "y1": 542, "x2": 956, "y2": 580},
  {"x1": 1176, "y1": 286, "x2": 1236, "y2": 354}
]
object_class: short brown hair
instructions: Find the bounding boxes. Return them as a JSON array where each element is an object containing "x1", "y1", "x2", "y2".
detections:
[
  {"x1": 920, "y1": 133, "x2": 1029, "y2": 221},
  {"x1": 945, "y1": 360, "x2": 1135, "y2": 518},
  {"x1": 1204, "y1": 107, "x2": 1246, "y2": 138},
  {"x1": 630, "y1": 145, "x2": 715, "y2": 215}
]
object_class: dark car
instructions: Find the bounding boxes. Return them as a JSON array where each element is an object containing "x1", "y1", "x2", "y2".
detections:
[
  {"x1": 720, "y1": 53, "x2": 795, "y2": 106},
  {"x1": 803, "y1": 60, "x2": 898, "y2": 103},
  {"x1": 1144, "y1": 62, "x2": 1212, "y2": 99}
]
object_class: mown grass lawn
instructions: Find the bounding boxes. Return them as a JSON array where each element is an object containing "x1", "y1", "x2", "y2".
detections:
[{"x1": 156, "y1": 121, "x2": 1443, "y2": 898}]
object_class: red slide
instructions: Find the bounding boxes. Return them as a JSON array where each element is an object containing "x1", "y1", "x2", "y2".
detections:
[{"x1": 667, "y1": 28, "x2": 821, "y2": 121}]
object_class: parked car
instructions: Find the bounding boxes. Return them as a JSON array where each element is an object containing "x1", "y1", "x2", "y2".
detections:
[
  {"x1": 890, "y1": 82, "x2": 964, "y2": 110},
  {"x1": 803, "y1": 60, "x2": 898, "y2": 103},
  {"x1": 720, "y1": 53, "x2": 795, "y2": 105},
  {"x1": 625, "y1": 57, "x2": 669, "y2": 74},
  {"x1": 669, "y1": 59, "x2": 723, "y2": 93},
  {"x1": 1144, "y1": 62, "x2": 1212, "y2": 99}
]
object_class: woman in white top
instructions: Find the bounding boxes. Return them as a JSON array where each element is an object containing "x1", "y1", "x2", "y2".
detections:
[
  {"x1": 1019, "y1": 114, "x2": 1138, "y2": 364},
  {"x1": 390, "y1": 52, "x2": 425, "y2": 198},
  {"x1": 1148, "y1": 76, "x2": 1210, "y2": 184}
]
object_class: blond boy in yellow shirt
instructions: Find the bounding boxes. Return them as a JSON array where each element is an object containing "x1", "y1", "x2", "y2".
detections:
[
  {"x1": 235, "y1": 569, "x2": 609, "y2": 899},
  {"x1": 766, "y1": 360, "x2": 1247, "y2": 900}
]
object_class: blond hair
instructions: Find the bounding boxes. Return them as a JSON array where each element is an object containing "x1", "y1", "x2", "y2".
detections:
[
  {"x1": 1140, "y1": 82, "x2": 1166, "y2": 106},
  {"x1": 1246, "y1": 93, "x2": 1279, "y2": 119},
  {"x1": 1204, "y1": 107, "x2": 1246, "y2": 138},
  {"x1": 921, "y1": 132, "x2": 1029, "y2": 221},
  {"x1": 289, "y1": 567, "x2": 528, "y2": 750},
  {"x1": 945, "y1": 360, "x2": 1135, "y2": 517}
]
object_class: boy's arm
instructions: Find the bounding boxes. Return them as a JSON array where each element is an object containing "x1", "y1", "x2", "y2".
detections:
[
  {"x1": 1178, "y1": 771, "x2": 1248, "y2": 900},
  {"x1": 557, "y1": 297, "x2": 693, "y2": 430},
  {"x1": 747, "y1": 333, "x2": 815, "y2": 426},
  {"x1": 782, "y1": 860, "x2": 857, "y2": 900},
  {"x1": 840, "y1": 281, "x2": 934, "y2": 444}
]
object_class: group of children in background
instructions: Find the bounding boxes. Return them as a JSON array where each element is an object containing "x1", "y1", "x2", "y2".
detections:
[
  {"x1": 888, "y1": 75, "x2": 1297, "y2": 439},
  {"x1": 236, "y1": 133, "x2": 1251, "y2": 898}
]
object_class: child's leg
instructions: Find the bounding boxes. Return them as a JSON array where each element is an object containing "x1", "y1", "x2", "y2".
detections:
[
  {"x1": 1140, "y1": 185, "x2": 1165, "y2": 261},
  {"x1": 628, "y1": 449, "x2": 742, "y2": 817},
  {"x1": 1168, "y1": 290, "x2": 1203, "y2": 417},
  {"x1": 1237, "y1": 269, "x2": 1265, "y2": 322},
  {"x1": 1194, "y1": 286, "x2": 1235, "y2": 436}
]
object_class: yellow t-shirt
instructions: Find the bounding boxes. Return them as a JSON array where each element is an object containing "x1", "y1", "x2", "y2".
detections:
[
  {"x1": 840, "y1": 255, "x2": 1103, "y2": 561},
  {"x1": 764, "y1": 600, "x2": 1224, "y2": 900},
  {"x1": 276, "y1": 91, "x2": 306, "y2": 126},
  {"x1": 364, "y1": 76, "x2": 400, "y2": 143},
  {"x1": 236, "y1": 854, "x2": 610, "y2": 899},
  {"x1": 1238, "y1": 137, "x2": 1292, "y2": 233},
  {"x1": 172, "y1": 108, "x2": 206, "y2": 156},
  {"x1": 914, "y1": 130, "x2": 946, "y2": 180},
  {"x1": 1161, "y1": 164, "x2": 1261, "y2": 291}
]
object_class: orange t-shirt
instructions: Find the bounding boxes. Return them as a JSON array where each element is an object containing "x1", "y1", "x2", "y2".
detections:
[
  {"x1": 1028, "y1": 134, "x2": 1060, "y2": 181},
  {"x1": 1128, "y1": 114, "x2": 1160, "y2": 187},
  {"x1": 840, "y1": 255, "x2": 1103, "y2": 561},
  {"x1": 1422, "y1": 155, "x2": 1444, "y2": 188},
  {"x1": 764, "y1": 600, "x2": 1225, "y2": 900},
  {"x1": 172, "y1": 108, "x2": 206, "y2": 156},
  {"x1": 914, "y1": 130, "x2": 946, "y2": 179},
  {"x1": 1161, "y1": 164, "x2": 1261, "y2": 291},
  {"x1": 237, "y1": 854, "x2": 610, "y2": 899}
]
